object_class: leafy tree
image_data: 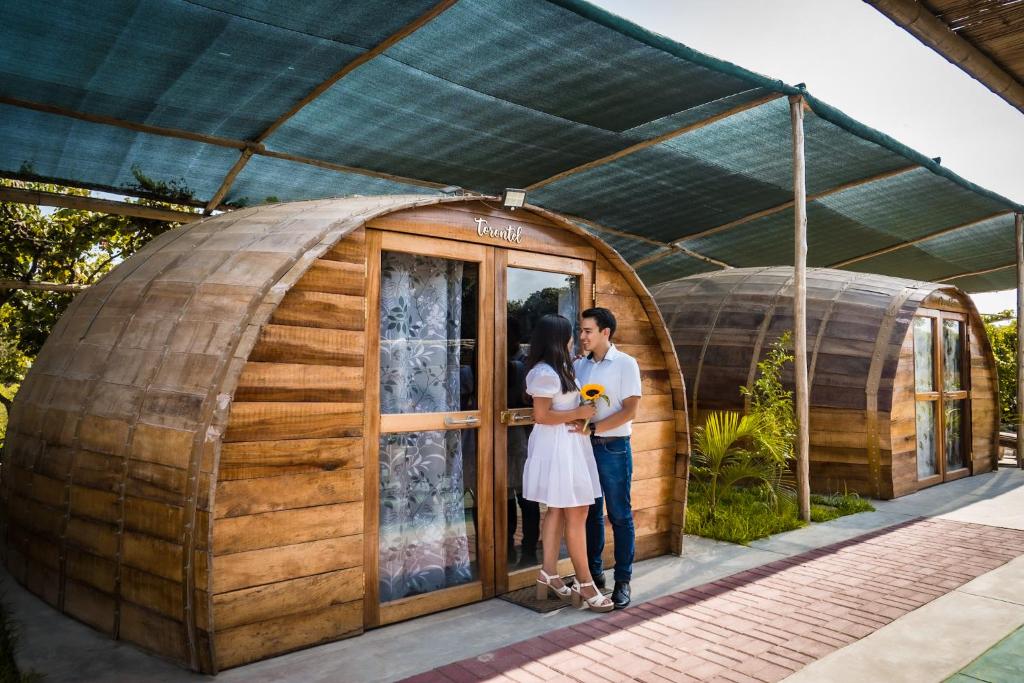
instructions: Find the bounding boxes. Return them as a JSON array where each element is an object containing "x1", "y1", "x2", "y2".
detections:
[
  {"x1": 984, "y1": 317, "x2": 1017, "y2": 428},
  {"x1": 0, "y1": 177, "x2": 192, "y2": 436}
]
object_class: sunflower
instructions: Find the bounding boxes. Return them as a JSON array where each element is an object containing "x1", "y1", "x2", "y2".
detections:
[{"x1": 580, "y1": 383, "x2": 605, "y2": 401}]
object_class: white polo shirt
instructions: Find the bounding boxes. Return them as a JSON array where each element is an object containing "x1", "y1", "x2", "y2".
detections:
[{"x1": 574, "y1": 344, "x2": 642, "y2": 437}]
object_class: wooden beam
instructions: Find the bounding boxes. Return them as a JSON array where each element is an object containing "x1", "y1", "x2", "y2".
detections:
[
  {"x1": 259, "y1": 149, "x2": 447, "y2": 190},
  {"x1": 0, "y1": 186, "x2": 201, "y2": 222},
  {"x1": 829, "y1": 210, "x2": 1012, "y2": 268},
  {"x1": 867, "y1": 0, "x2": 1024, "y2": 116},
  {"x1": 0, "y1": 97, "x2": 444, "y2": 196},
  {"x1": 205, "y1": 148, "x2": 254, "y2": 215},
  {"x1": 0, "y1": 95, "x2": 248, "y2": 150},
  {"x1": 937, "y1": 262, "x2": 1015, "y2": 282},
  {"x1": 567, "y1": 212, "x2": 732, "y2": 270},
  {"x1": 1016, "y1": 212, "x2": 1023, "y2": 468},
  {"x1": 671, "y1": 164, "x2": 919, "y2": 247},
  {"x1": 790, "y1": 94, "x2": 811, "y2": 523},
  {"x1": 254, "y1": 0, "x2": 460, "y2": 143},
  {"x1": 0, "y1": 279, "x2": 88, "y2": 293},
  {"x1": 524, "y1": 93, "x2": 786, "y2": 192}
]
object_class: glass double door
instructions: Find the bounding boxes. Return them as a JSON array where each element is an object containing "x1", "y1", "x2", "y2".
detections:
[
  {"x1": 371, "y1": 232, "x2": 592, "y2": 625},
  {"x1": 913, "y1": 309, "x2": 970, "y2": 486}
]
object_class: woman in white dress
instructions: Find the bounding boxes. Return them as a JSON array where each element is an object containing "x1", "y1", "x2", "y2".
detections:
[{"x1": 523, "y1": 315, "x2": 614, "y2": 612}]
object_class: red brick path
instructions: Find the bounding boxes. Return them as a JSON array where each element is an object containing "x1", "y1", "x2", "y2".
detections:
[{"x1": 401, "y1": 519, "x2": 1024, "y2": 683}]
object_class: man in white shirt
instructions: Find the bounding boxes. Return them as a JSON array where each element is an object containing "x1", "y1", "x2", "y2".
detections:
[{"x1": 573, "y1": 307, "x2": 642, "y2": 609}]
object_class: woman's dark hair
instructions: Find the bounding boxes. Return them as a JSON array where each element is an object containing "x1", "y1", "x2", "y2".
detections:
[{"x1": 524, "y1": 314, "x2": 576, "y2": 395}]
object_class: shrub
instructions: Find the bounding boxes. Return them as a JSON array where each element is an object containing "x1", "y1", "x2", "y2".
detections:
[{"x1": 741, "y1": 331, "x2": 796, "y2": 464}]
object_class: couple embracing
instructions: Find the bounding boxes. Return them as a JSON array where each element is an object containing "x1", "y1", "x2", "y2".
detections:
[{"x1": 522, "y1": 307, "x2": 641, "y2": 613}]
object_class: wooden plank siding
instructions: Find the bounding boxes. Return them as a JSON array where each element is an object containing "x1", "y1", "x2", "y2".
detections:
[
  {"x1": 594, "y1": 252, "x2": 690, "y2": 557},
  {"x1": 654, "y1": 267, "x2": 998, "y2": 502},
  {"x1": 2, "y1": 197, "x2": 690, "y2": 673},
  {"x1": 213, "y1": 228, "x2": 367, "y2": 670}
]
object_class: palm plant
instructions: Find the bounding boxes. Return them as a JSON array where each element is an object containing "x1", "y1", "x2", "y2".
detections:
[{"x1": 691, "y1": 411, "x2": 794, "y2": 517}]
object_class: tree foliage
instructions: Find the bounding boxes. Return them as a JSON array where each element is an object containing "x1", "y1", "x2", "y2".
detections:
[{"x1": 984, "y1": 317, "x2": 1017, "y2": 427}]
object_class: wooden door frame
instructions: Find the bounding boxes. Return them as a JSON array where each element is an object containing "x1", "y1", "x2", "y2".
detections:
[
  {"x1": 913, "y1": 309, "x2": 972, "y2": 488},
  {"x1": 494, "y1": 250, "x2": 594, "y2": 594},
  {"x1": 364, "y1": 230, "x2": 495, "y2": 627}
]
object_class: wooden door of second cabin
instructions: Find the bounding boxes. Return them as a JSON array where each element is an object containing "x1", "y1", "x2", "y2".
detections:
[
  {"x1": 362, "y1": 206, "x2": 597, "y2": 626},
  {"x1": 912, "y1": 308, "x2": 972, "y2": 487}
]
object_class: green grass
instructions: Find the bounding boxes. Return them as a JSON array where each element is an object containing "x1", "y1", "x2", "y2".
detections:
[
  {"x1": 0, "y1": 597, "x2": 43, "y2": 682},
  {"x1": 809, "y1": 492, "x2": 875, "y2": 522},
  {"x1": 685, "y1": 486, "x2": 875, "y2": 545}
]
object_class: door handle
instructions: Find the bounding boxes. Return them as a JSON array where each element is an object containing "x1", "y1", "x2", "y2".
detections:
[
  {"x1": 500, "y1": 410, "x2": 533, "y2": 424},
  {"x1": 445, "y1": 415, "x2": 480, "y2": 426}
]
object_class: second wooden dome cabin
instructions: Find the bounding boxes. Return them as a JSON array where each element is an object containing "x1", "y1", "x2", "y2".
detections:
[
  {"x1": 651, "y1": 266, "x2": 998, "y2": 500},
  {"x1": 1, "y1": 195, "x2": 689, "y2": 673}
]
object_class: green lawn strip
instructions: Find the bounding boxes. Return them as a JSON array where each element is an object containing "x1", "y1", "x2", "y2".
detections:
[{"x1": 685, "y1": 487, "x2": 875, "y2": 545}]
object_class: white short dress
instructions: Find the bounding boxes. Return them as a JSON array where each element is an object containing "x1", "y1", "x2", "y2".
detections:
[{"x1": 522, "y1": 363, "x2": 602, "y2": 508}]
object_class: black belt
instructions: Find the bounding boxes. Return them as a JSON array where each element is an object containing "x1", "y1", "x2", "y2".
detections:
[{"x1": 590, "y1": 435, "x2": 629, "y2": 444}]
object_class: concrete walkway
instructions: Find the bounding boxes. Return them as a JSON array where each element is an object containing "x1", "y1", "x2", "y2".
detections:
[{"x1": 8, "y1": 469, "x2": 1024, "y2": 682}]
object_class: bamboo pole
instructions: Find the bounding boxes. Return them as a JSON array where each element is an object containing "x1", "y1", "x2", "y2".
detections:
[
  {"x1": 866, "y1": 0, "x2": 1024, "y2": 117},
  {"x1": 1016, "y1": 212, "x2": 1023, "y2": 468},
  {"x1": 0, "y1": 186, "x2": 201, "y2": 222},
  {"x1": 830, "y1": 210, "x2": 1011, "y2": 268},
  {"x1": 0, "y1": 279, "x2": 88, "y2": 293},
  {"x1": 790, "y1": 95, "x2": 811, "y2": 521}
]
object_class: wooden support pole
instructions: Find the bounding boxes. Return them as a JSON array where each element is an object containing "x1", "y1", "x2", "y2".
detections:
[
  {"x1": 0, "y1": 186, "x2": 201, "y2": 222},
  {"x1": 205, "y1": 148, "x2": 254, "y2": 215},
  {"x1": 790, "y1": 95, "x2": 811, "y2": 521},
  {"x1": 1016, "y1": 212, "x2": 1024, "y2": 468},
  {"x1": 0, "y1": 279, "x2": 88, "y2": 293}
]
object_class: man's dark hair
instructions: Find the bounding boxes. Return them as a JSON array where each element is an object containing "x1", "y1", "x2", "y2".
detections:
[{"x1": 581, "y1": 307, "x2": 616, "y2": 341}]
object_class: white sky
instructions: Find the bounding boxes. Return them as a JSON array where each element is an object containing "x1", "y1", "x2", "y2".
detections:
[{"x1": 591, "y1": 0, "x2": 1023, "y2": 314}]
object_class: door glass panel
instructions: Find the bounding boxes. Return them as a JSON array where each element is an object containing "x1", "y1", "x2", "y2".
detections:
[
  {"x1": 378, "y1": 251, "x2": 479, "y2": 602},
  {"x1": 379, "y1": 252, "x2": 478, "y2": 414},
  {"x1": 505, "y1": 268, "x2": 580, "y2": 570},
  {"x1": 379, "y1": 431, "x2": 477, "y2": 601},
  {"x1": 945, "y1": 400, "x2": 965, "y2": 471},
  {"x1": 913, "y1": 317, "x2": 934, "y2": 392},
  {"x1": 916, "y1": 401, "x2": 938, "y2": 479},
  {"x1": 942, "y1": 320, "x2": 963, "y2": 391}
]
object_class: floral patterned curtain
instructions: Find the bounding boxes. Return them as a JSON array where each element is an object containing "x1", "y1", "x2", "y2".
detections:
[{"x1": 378, "y1": 252, "x2": 473, "y2": 602}]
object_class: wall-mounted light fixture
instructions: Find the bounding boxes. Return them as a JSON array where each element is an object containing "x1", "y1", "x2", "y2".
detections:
[{"x1": 501, "y1": 188, "x2": 526, "y2": 210}]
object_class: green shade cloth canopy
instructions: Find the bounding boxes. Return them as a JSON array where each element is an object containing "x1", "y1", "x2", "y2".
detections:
[{"x1": 1, "y1": 0, "x2": 1020, "y2": 291}]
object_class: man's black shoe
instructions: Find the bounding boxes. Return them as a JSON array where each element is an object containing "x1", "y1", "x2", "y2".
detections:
[
  {"x1": 592, "y1": 572, "x2": 606, "y2": 590},
  {"x1": 611, "y1": 581, "x2": 631, "y2": 609}
]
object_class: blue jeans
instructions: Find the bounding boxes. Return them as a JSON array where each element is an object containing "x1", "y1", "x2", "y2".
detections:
[{"x1": 586, "y1": 436, "x2": 634, "y2": 583}]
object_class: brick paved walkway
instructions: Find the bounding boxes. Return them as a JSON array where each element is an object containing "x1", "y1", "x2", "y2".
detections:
[{"x1": 402, "y1": 519, "x2": 1024, "y2": 683}]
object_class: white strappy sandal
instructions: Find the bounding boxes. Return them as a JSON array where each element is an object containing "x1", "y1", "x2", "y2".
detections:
[
  {"x1": 572, "y1": 580, "x2": 614, "y2": 612},
  {"x1": 536, "y1": 569, "x2": 573, "y2": 602}
]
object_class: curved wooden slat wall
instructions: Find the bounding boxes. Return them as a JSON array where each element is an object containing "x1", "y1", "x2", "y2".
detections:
[
  {"x1": 1, "y1": 196, "x2": 690, "y2": 672},
  {"x1": 651, "y1": 266, "x2": 998, "y2": 500}
]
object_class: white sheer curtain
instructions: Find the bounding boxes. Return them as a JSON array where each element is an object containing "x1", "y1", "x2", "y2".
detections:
[{"x1": 378, "y1": 252, "x2": 472, "y2": 601}]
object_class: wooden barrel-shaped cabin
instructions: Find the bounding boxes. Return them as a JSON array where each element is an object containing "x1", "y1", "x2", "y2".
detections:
[
  {"x1": 0, "y1": 195, "x2": 689, "y2": 672},
  {"x1": 651, "y1": 266, "x2": 998, "y2": 500}
]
